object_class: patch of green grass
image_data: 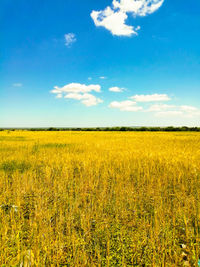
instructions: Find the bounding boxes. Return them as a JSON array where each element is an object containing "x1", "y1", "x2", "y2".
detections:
[
  {"x1": 32, "y1": 143, "x2": 84, "y2": 154},
  {"x1": 32, "y1": 143, "x2": 77, "y2": 153},
  {"x1": 0, "y1": 136, "x2": 27, "y2": 141},
  {"x1": 0, "y1": 160, "x2": 31, "y2": 174},
  {"x1": 0, "y1": 147, "x2": 15, "y2": 152},
  {"x1": 40, "y1": 143, "x2": 70, "y2": 148}
]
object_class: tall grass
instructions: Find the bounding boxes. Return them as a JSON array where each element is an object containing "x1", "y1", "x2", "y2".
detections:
[{"x1": 0, "y1": 131, "x2": 200, "y2": 266}]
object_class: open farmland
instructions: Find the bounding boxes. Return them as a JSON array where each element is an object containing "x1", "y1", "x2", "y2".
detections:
[{"x1": 0, "y1": 131, "x2": 200, "y2": 266}]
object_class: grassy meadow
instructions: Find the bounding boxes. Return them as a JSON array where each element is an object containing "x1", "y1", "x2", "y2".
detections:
[{"x1": 0, "y1": 130, "x2": 200, "y2": 266}]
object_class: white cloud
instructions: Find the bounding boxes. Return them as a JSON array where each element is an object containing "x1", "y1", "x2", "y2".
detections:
[
  {"x1": 100, "y1": 76, "x2": 107, "y2": 79},
  {"x1": 91, "y1": 0, "x2": 164, "y2": 36},
  {"x1": 109, "y1": 97, "x2": 200, "y2": 116},
  {"x1": 109, "y1": 100, "x2": 143, "y2": 111},
  {"x1": 113, "y1": 0, "x2": 164, "y2": 15},
  {"x1": 154, "y1": 105, "x2": 200, "y2": 118},
  {"x1": 91, "y1": 8, "x2": 139, "y2": 36},
  {"x1": 64, "y1": 93, "x2": 103, "y2": 107},
  {"x1": 131, "y1": 94, "x2": 170, "y2": 102},
  {"x1": 56, "y1": 94, "x2": 63, "y2": 99},
  {"x1": 148, "y1": 104, "x2": 175, "y2": 111},
  {"x1": 64, "y1": 33, "x2": 76, "y2": 47},
  {"x1": 107, "y1": 89, "x2": 200, "y2": 119},
  {"x1": 109, "y1": 86, "x2": 124, "y2": 92},
  {"x1": 13, "y1": 83, "x2": 22, "y2": 87},
  {"x1": 180, "y1": 105, "x2": 198, "y2": 112},
  {"x1": 155, "y1": 111, "x2": 183, "y2": 117},
  {"x1": 179, "y1": 106, "x2": 200, "y2": 118},
  {"x1": 51, "y1": 83, "x2": 101, "y2": 94},
  {"x1": 82, "y1": 96, "x2": 103, "y2": 107},
  {"x1": 51, "y1": 83, "x2": 102, "y2": 107}
]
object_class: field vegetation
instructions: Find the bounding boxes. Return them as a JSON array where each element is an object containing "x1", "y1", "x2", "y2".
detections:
[{"x1": 0, "y1": 131, "x2": 200, "y2": 266}]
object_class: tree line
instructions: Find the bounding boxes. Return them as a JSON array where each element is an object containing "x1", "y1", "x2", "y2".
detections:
[{"x1": 1, "y1": 126, "x2": 200, "y2": 132}]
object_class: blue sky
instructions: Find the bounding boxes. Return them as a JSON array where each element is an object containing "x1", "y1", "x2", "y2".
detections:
[{"x1": 0, "y1": 0, "x2": 200, "y2": 127}]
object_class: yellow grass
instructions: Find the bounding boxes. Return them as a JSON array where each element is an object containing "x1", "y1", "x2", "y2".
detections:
[{"x1": 0, "y1": 131, "x2": 200, "y2": 266}]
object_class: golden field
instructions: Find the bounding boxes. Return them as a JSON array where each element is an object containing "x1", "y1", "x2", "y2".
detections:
[{"x1": 0, "y1": 131, "x2": 200, "y2": 266}]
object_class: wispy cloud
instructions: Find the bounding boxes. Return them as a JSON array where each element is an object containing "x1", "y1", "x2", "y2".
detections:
[
  {"x1": 155, "y1": 111, "x2": 183, "y2": 117},
  {"x1": 51, "y1": 83, "x2": 103, "y2": 107},
  {"x1": 131, "y1": 93, "x2": 170, "y2": 102},
  {"x1": 109, "y1": 100, "x2": 143, "y2": 111},
  {"x1": 109, "y1": 86, "x2": 124, "y2": 92},
  {"x1": 180, "y1": 105, "x2": 198, "y2": 112},
  {"x1": 108, "y1": 92, "x2": 200, "y2": 118},
  {"x1": 13, "y1": 83, "x2": 23, "y2": 87},
  {"x1": 56, "y1": 94, "x2": 63, "y2": 99},
  {"x1": 148, "y1": 103, "x2": 200, "y2": 118},
  {"x1": 64, "y1": 93, "x2": 103, "y2": 107},
  {"x1": 91, "y1": 0, "x2": 164, "y2": 36},
  {"x1": 64, "y1": 33, "x2": 76, "y2": 47},
  {"x1": 99, "y1": 76, "x2": 107, "y2": 79},
  {"x1": 148, "y1": 104, "x2": 175, "y2": 111}
]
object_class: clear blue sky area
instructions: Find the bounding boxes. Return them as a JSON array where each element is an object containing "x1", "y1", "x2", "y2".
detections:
[{"x1": 0, "y1": 0, "x2": 200, "y2": 127}]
